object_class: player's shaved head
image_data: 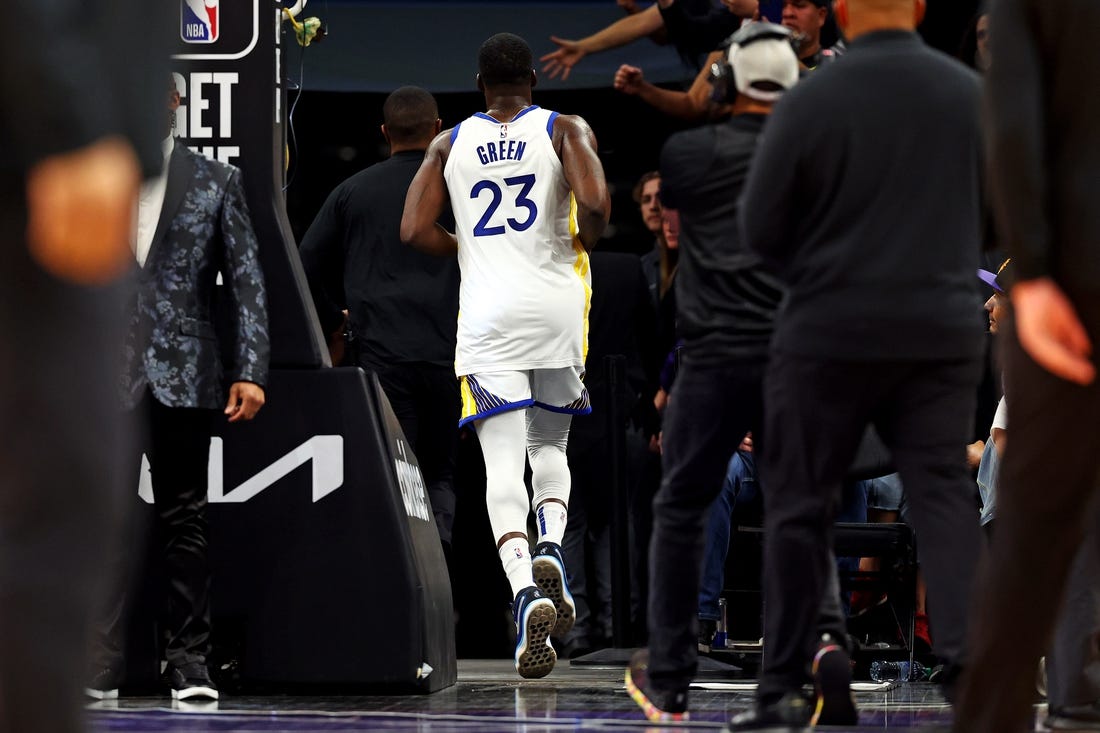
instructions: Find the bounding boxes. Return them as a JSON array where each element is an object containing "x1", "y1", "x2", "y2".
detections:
[
  {"x1": 383, "y1": 86, "x2": 439, "y2": 145},
  {"x1": 478, "y1": 33, "x2": 534, "y2": 88}
]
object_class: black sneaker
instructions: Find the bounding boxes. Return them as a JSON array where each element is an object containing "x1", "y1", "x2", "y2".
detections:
[
  {"x1": 166, "y1": 662, "x2": 219, "y2": 701},
  {"x1": 728, "y1": 691, "x2": 812, "y2": 731},
  {"x1": 531, "y1": 541, "x2": 575, "y2": 638},
  {"x1": 698, "y1": 618, "x2": 718, "y2": 652},
  {"x1": 625, "y1": 649, "x2": 689, "y2": 722},
  {"x1": 810, "y1": 638, "x2": 857, "y2": 726},
  {"x1": 85, "y1": 666, "x2": 122, "y2": 700}
]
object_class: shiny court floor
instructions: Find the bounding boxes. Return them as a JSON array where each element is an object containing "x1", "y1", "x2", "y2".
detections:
[{"x1": 87, "y1": 658, "x2": 1037, "y2": 732}]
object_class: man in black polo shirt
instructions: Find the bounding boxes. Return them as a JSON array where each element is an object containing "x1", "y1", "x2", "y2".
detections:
[
  {"x1": 299, "y1": 87, "x2": 461, "y2": 553},
  {"x1": 734, "y1": 0, "x2": 985, "y2": 727}
]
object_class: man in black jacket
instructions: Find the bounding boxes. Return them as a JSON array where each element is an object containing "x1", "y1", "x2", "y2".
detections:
[
  {"x1": 735, "y1": 0, "x2": 985, "y2": 726},
  {"x1": 89, "y1": 79, "x2": 270, "y2": 703},
  {"x1": 955, "y1": 1, "x2": 1100, "y2": 731},
  {"x1": 300, "y1": 87, "x2": 461, "y2": 552}
]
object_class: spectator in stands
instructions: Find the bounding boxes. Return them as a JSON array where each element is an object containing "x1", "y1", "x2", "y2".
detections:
[
  {"x1": 696, "y1": 435, "x2": 867, "y2": 651},
  {"x1": 781, "y1": 0, "x2": 836, "y2": 69},
  {"x1": 734, "y1": 0, "x2": 985, "y2": 726},
  {"x1": 612, "y1": 1, "x2": 840, "y2": 123},
  {"x1": 973, "y1": 257, "x2": 1100, "y2": 729},
  {"x1": 633, "y1": 171, "x2": 668, "y2": 309},
  {"x1": 957, "y1": 4, "x2": 990, "y2": 72},
  {"x1": 541, "y1": 0, "x2": 755, "y2": 82},
  {"x1": 974, "y1": 259, "x2": 1011, "y2": 534}
]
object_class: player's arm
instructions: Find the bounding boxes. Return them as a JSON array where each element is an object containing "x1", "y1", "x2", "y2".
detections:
[
  {"x1": 556, "y1": 115, "x2": 610, "y2": 252},
  {"x1": 401, "y1": 130, "x2": 458, "y2": 257}
]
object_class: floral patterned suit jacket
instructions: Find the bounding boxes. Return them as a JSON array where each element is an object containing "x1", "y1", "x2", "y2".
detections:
[{"x1": 120, "y1": 144, "x2": 270, "y2": 411}]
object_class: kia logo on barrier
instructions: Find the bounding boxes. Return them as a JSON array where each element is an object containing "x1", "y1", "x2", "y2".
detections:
[
  {"x1": 394, "y1": 439, "x2": 431, "y2": 523},
  {"x1": 137, "y1": 436, "x2": 344, "y2": 503}
]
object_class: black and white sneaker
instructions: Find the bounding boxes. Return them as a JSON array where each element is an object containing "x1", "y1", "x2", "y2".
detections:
[
  {"x1": 166, "y1": 662, "x2": 219, "y2": 701},
  {"x1": 85, "y1": 666, "x2": 121, "y2": 700},
  {"x1": 512, "y1": 585, "x2": 558, "y2": 679},
  {"x1": 532, "y1": 541, "x2": 575, "y2": 637}
]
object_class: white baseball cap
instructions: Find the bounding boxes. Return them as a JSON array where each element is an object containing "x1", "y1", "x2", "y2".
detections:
[{"x1": 728, "y1": 23, "x2": 800, "y2": 102}]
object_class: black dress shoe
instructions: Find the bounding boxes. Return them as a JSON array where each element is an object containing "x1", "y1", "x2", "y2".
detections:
[
  {"x1": 1048, "y1": 702, "x2": 1100, "y2": 730},
  {"x1": 727, "y1": 692, "x2": 812, "y2": 731}
]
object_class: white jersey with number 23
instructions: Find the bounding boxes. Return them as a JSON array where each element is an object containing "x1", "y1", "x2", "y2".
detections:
[{"x1": 444, "y1": 105, "x2": 590, "y2": 377}]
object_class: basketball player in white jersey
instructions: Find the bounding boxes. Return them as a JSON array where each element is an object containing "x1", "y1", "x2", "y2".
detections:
[{"x1": 401, "y1": 32, "x2": 610, "y2": 679}]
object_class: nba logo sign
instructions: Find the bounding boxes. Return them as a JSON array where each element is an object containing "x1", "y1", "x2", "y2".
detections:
[{"x1": 181, "y1": 0, "x2": 219, "y2": 44}]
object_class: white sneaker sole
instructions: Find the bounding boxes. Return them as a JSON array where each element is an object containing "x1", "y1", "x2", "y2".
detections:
[
  {"x1": 84, "y1": 688, "x2": 119, "y2": 700},
  {"x1": 172, "y1": 685, "x2": 219, "y2": 701},
  {"x1": 532, "y1": 554, "x2": 575, "y2": 637},
  {"x1": 515, "y1": 597, "x2": 558, "y2": 679}
]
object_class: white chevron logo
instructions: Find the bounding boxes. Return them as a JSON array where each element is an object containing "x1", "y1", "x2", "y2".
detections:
[{"x1": 138, "y1": 435, "x2": 344, "y2": 503}]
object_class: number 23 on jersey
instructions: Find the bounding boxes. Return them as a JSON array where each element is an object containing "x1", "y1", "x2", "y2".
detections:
[{"x1": 471, "y1": 174, "x2": 538, "y2": 237}]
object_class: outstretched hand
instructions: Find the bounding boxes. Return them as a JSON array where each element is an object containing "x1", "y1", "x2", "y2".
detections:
[
  {"x1": 1013, "y1": 277, "x2": 1096, "y2": 385},
  {"x1": 614, "y1": 64, "x2": 645, "y2": 94},
  {"x1": 540, "y1": 36, "x2": 587, "y2": 80},
  {"x1": 225, "y1": 381, "x2": 266, "y2": 422}
]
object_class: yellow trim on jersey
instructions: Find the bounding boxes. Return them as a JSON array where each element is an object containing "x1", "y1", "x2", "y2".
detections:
[
  {"x1": 569, "y1": 192, "x2": 592, "y2": 363},
  {"x1": 460, "y1": 375, "x2": 477, "y2": 421}
]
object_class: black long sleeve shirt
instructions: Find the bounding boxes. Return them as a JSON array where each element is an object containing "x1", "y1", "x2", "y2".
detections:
[
  {"x1": 986, "y1": 0, "x2": 1100, "y2": 292},
  {"x1": 740, "y1": 30, "x2": 984, "y2": 361},
  {"x1": 299, "y1": 150, "x2": 459, "y2": 369},
  {"x1": 659, "y1": 114, "x2": 784, "y2": 364}
]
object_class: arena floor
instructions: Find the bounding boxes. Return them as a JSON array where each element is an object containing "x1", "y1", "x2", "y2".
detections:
[{"x1": 83, "y1": 658, "x2": 1035, "y2": 732}]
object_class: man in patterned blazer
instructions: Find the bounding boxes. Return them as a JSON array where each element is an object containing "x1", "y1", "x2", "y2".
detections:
[{"x1": 88, "y1": 82, "x2": 270, "y2": 702}]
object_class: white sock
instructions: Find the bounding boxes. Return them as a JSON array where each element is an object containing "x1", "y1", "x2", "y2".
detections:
[
  {"x1": 536, "y1": 502, "x2": 568, "y2": 546},
  {"x1": 499, "y1": 537, "x2": 535, "y2": 599}
]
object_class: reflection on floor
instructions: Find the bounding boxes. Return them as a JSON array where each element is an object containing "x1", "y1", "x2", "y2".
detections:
[{"x1": 88, "y1": 658, "x2": 1033, "y2": 732}]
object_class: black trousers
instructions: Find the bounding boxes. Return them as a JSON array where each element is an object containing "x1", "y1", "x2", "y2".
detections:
[
  {"x1": 956, "y1": 300, "x2": 1100, "y2": 732},
  {"x1": 375, "y1": 362, "x2": 460, "y2": 547},
  {"x1": 758, "y1": 353, "x2": 982, "y2": 702},
  {"x1": 93, "y1": 391, "x2": 216, "y2": 671},
  {"x1": 649, "y1": 358, "x2": 768, "y2": 690},
  {"x1": 647, "y1": 356, "x2": 850, "y2": 693},
  {"x1": 0, "y1": 210, "x2": 128, "y2": 733}
]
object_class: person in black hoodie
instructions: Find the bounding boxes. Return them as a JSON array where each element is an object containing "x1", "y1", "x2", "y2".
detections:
[
  {"x1": 734, "y1": 0, "x2": 985, "y2": 726},
  {"x1": 955, "y1": 1, "x2": 1100, "y2": 731}
]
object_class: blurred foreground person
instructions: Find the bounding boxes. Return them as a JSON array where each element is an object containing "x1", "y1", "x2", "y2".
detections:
[
  {"x1": 734, "y1": 0, "x2": 985, "y2": 727},
  {"x1": 956, "y1": 1, "x2": 1100, "y2": 731},
  {"x1": 0, "y1": 1, "x2": 166, "y2": 730}
]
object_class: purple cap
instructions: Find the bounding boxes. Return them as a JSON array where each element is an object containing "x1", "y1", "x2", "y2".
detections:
[{"x1": 977, "y1": 257, "x2": 1012, "y2": 293}]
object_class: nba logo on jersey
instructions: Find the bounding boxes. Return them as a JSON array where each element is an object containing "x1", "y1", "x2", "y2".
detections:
[{"x1": 181, "y1": 0, "x2": 219, "y2": 43}]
